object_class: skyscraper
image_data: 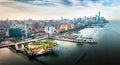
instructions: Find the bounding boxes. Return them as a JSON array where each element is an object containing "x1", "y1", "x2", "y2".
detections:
[
  {"x1": 24, "y1": 20, "x2": 28, "y2": 37},
  {"x1": 61, "y1": 17, "x2": 63, "y2": 21},
  {"x1": 61, "y1": 16, "x2": 63, "y2": 23},
  {"x1": 98, "y1": 11, "x2": 101, "y2": 21}
]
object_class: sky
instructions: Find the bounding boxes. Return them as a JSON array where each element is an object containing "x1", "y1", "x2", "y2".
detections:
[{"x1": 0, "y1": 0, "x2": 120, "y2": 20}]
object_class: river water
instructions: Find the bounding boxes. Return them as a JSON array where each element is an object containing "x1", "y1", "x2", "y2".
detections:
[{"x1": 0, "y1": 20, "x2": 120, "y2": 65}]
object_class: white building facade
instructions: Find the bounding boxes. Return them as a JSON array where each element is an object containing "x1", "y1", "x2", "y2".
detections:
[{"x1": 44, "y1": 26, "x2": 56, "y2": 34}]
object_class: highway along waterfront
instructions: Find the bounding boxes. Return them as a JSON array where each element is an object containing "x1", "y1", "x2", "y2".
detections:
[{"x1": 0, "y1": 20, "x2": 120, "y2": 65}]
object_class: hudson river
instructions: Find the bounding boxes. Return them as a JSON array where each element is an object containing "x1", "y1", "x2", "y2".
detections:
[{"x1": 0, "y1": 20, "x2": 120, "y2": 65}]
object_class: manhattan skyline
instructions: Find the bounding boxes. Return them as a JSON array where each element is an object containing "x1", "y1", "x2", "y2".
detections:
[{"x1": 0, "y1": 0, "x2": 120, "y2": 20}]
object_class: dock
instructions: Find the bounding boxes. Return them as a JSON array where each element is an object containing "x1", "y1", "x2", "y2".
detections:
[{"x1": 51, "y1": 37, "x2": 96, "y2": 44}]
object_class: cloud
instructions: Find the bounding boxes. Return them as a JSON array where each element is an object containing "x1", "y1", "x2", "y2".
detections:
[
  {"x1": 27, "y1": 0, "x2": 56, "y2": 6},
  {"x1": 13, "y1": 0, "x2": 120, "y2": 7},
  {"x1": 61, "y1": 0, "x2": 72, "y2": 6},
  {"x1": 0, "y1": 0, "x2": 120, "y2": 20}
]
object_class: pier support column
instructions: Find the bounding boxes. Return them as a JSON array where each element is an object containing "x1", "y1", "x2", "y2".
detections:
[
  {"x1": 15, "y1": 43, "x2": 19, "y2": 51},
  {"x1": 21, "y1": 44, "x2": 24, "y2": 49}
]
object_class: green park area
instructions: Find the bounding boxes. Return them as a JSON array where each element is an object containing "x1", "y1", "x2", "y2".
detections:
[{"x1": 24, "y1": 40, "x2": 58, "y2": 54}]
